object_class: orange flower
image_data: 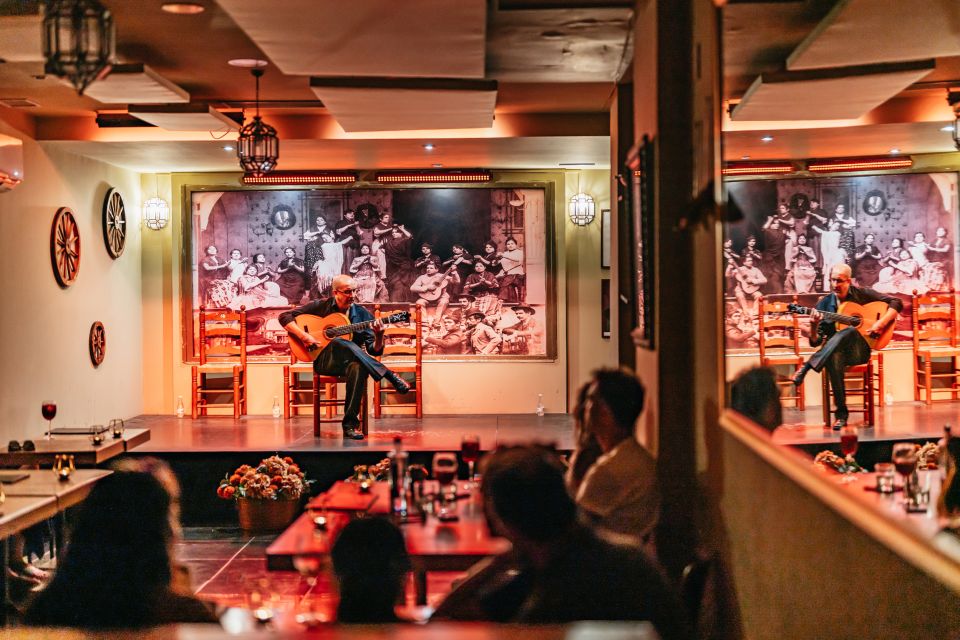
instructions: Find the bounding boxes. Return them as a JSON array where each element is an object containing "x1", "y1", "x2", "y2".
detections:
[
  {"x1": 289, "y1": 464, "x2": 300, "y2": 474},
  {"x1": 229, "y1": 474, "x2": 242, "y2": 486},
  {"x1": 283, "y1": 456, "x2": 293, "y2": 464},
  {"x1": 271, "y1": 475, "x2": 283, "y2": 486},
  {"x1": 223, "y1": 486, "x2": 236, "y2": 499}
]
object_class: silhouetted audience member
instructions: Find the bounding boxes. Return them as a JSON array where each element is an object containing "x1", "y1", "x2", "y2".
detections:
[
  {"x1": 331, "y1": 517, "x2": 411, "y2": 623},
  {"x1": 24, "y1": 471, "x2": 217, "y2": 629},
  {"x1": 433, "y1": 446, "x2": 691, "y2": 639},
  {"x1": 572, "y1": 368, "x2": 659, "y2": 544},
  {"x1": 730, "y1": 366, "x2": 783, "y2": 432},
  {"x1": 565, "y1": 381, "x2": 603, "y2": 495}
]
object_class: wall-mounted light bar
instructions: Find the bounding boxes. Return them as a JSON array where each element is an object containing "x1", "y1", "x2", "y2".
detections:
[
  {"x1": 721, "y1": 161, "x2": 795, "y2": 176},
  {"x1": 807, "y1": 156, "x2": 913, "y2": 173},
  {"x1": 376, "y1": 170, "x2": 492, "y2": 184},
  {"x1": 241, "y1": 171, "x2": 357, "y2": 185}
]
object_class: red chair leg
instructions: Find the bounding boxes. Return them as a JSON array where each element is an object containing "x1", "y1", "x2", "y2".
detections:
[
  {"x1": 313, "y1": 374, "x2": 321, "y2": 438},
  {"x1": 283, "y1": 366, "x2": 291, "y2": 419},
  {"x1": 191, "y1": 366, "x2": 199, "y2": 419}
]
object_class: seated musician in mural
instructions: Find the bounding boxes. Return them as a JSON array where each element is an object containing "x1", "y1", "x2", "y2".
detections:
[
  {"x1": 791, "y1": 263, "x2": 902, "y2": 429},
  {"x1": 502, "y1": 305, "x2": 543, "y2": 355},
  {"x1": 411, "y1": 261, "x2": 457, "y2": 328},
  {"x1": 280, "y1": 274, "x2": 410, "y2": 440}
]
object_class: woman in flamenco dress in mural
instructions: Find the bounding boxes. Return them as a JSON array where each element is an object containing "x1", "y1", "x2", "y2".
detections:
[
  {"x1": 812, "y1": 219, "x2": 846, "y2": 288},
  {"x1": 229, "y1": 265, "x2": 289, "y2": 310},
  {"x1": 349, "y1": 244, "x2": 386, "y2": 303},
  {"x1": 786, "y1": 233, "x2": 817, "y2": 294},
  {"x1": 275, "y1": 246, "x2": 306, "y2": 305},
  {"x1": 875, "y1": 248, "x2": 927, "y2": 295},
  {"x1": 380, "y1": 224, "x2": 418, "y2": 301},
  {"x1": 311, "y1": 231, "x2": 354, "y2": 298}
]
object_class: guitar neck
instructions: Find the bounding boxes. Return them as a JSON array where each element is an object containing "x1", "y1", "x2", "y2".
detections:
[
  {"x1": 328, "y1": 319, "x2": 376, "y2": 337},
  {"x1": 794, "y1": 305, "x2": 860, "y2": 326}
]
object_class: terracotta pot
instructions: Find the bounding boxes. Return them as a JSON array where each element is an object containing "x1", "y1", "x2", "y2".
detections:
[{"x1": 236, "y1": 498, "x2": 300, "y2": 533}]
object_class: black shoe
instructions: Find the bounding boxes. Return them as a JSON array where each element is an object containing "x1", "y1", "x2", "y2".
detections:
[
  {"x1": 832, "y1": 418, "x2": 847, "y2": 431},
  {"x1": 791, "y1": 366, "x2": 808, "y2": 387},
  {"x1": 384, "y1": 371, "x2": 411, "y2": 395},
  {"x1": 343, "y1": 428, "x2": 365, "y2": 440}
]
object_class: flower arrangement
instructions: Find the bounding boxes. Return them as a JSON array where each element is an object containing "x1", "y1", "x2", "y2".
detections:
[
  {"x1": 814, "y1": 450, "x2": 865, "y2": 474},
  {"x1": 217, "y1": 455, "x2": 310, "y2": 501}
]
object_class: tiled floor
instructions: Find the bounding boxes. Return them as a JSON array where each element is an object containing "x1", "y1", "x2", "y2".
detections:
[{"x1": 177, "y1": 527, "x2": 463, "y2": 622}]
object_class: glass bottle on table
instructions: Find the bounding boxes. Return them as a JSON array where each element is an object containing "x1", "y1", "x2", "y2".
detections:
[{"x1": 388, "y1": 436, "x2": 408, "y2": 518}]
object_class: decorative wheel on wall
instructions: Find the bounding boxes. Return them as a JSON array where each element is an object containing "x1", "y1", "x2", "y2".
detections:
[
  {"x1": 102, "y1": 188, "x2": 126, "y2": 258},
  {"x1": 89, "y1": 321, "x2": 106, "y2": 367},
  {"x1": 51, "y1": 207, "x2": 80, "y2": 287}
]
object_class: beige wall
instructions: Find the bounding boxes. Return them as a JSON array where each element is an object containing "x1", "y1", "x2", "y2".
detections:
[
  {"x1": 0, "y1": 121, "x2": 143, "y2": 442},
  {"x1": 141, "y1": 170, "x2": 616, "y2": 416}
]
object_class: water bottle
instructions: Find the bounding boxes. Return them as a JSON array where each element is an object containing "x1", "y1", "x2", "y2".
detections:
[
  {"x1": 271, "y1": 396, "x2": 282, "y2": 419},
  {"x1": 175, "y1": 396, "x2": 185, "y2": 419},
  {"x1": 387, "y1": 436, "x2": 409, "y2": 518},
  {"x1": 535, "y1": 394, "x2": 545, "y2": 417},
  {"x1": 884, "y1": 383, "x2": 894, "y2": 406}
]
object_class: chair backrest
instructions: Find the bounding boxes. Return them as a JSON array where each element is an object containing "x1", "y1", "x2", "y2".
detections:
[
  {"x1": 198, "y1": 306, "x2": 247, "y2": 366},
  {"x1": 757, "y1": 296, "x2": 800, "y2": 360},
  {"x1": 374, "y1": 304, "x2": 422, "y2": 360},
  {"x1": 912, "y1": 289, "x2": 956, "y2": 351}
]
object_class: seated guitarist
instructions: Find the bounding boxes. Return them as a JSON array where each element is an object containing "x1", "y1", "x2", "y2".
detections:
[
  {"x1": 411, "y1": 261, "x2": 457, "y2": 328},
  {"x1": 279, "y1": 274, "x2": 410, "y2": 440},
  {"x1": 792, "y1": 263, "x2": 902, "y2": 429}
]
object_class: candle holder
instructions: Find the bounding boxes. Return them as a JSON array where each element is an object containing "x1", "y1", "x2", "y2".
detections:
[
  {"x1": 109, "y1": 418, "x2": 125, "y2": 439},
  {"x1": 89, "y1": 430, "x2": 104, "y2": 446},
  {"x1": 53, "y1": 454, "x2": 75, "y2": 481}
]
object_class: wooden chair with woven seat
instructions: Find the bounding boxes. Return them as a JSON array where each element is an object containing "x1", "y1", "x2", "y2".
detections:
[
  {"x1": 282, "y1": 354, "x2": 340, "y2": 421},
  {"x1": 311, "y1": 372, "x2": 369, "y2": 437},
  {"x1": 912, "y1": 288, "x2": 960, "y2": 405},
  {"x1": 373, "y1": 304, "x2": 423, "y2": 419},
  {"x1": 191, "y1": 306, "x2": 247, "y2": 419},
  {"x1": 821, "y1": 353, "x2": 883, "y2": 428},
  {"x1": 757, "y1": 296, "x2": 805, "y2": 410}
]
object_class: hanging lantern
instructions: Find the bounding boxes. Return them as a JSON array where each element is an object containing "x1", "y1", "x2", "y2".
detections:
[
  {"x1": 42, "y1": 0, "x2": 115, "y2": 95},
  {"x1": 143, "y1": 197, "x2": 170, "y2": 230},
  {"x1": 568, "y1": 192, "x2": 596, "y2": 226},
  {"x1": 237, "y1": 68, "x2": 279, "y2": 176}
]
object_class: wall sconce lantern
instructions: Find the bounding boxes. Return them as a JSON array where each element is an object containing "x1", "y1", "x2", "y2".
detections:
[
  {"x1": 143, "y1": 196, "x2": 170, "y2": 230},
  {"x1": 237, "y1": 68, "x2": 279, "y2": 177},
  {"x1": 42, "y1": 0, "x2": 115, "y2": 95},
  {"x1": 567, "y1": 171, "x2": 596, "y2": 226}
]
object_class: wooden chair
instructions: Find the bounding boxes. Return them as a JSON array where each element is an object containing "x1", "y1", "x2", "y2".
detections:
[
  {"x1": 191, "y1": 307, "x2": 247, "y2": 419},
  {"x1": 373, "y1": 304, "x2": 423, "y2": 419},
  {"x1": 912, "y1": 288, "x2": 960, "y2": 405},
  {"x1": 821, "y1": 353, "x2": 882, "y2": 427},
  {"x1": 312, "y1": 373, "x2": 369, "y2": 437},
  {"x1": 758, "y1": 296, "x2": 804, "y2": 410},
  {"x1": 282, "y1": 355, "x2": 338, "y2": 420}
]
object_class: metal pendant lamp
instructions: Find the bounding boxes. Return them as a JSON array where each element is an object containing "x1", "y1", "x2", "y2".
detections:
[
  {"x1": 237, "y1": 68, "x2": 279, "y2": 177},
  {"x1": 42, "y1": 0, "x2": 115, "y2": 95}
]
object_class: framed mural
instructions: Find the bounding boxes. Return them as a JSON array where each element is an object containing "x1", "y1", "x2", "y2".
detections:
[
  {"x1": 628, "y1": 136, "x2": 656, "y2": 349},
  {"x1": 723, "y1": 172, "x2": 960, "y2": 352},
  {"x1": 184, "y1": 186, "x2": 554, "y2": 361}
]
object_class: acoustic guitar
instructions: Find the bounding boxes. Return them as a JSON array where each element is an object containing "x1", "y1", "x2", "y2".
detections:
[
  {"x1": 287, "y1": 310, "x2": 411, "y2": 362},
  {"x1": 787, "y1": 301, "x2": 896, "y2": 350},
  {"x1": 416, "y1": 263, "x2": 459, "y2": 302}
]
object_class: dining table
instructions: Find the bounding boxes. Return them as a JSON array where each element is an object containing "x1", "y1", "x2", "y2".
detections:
[{"x1": 266, "y1": 479, "x2": 510, "y2": 605}]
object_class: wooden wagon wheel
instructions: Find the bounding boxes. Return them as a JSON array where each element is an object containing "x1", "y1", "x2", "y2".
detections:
[
  {"x1": 102, "y1": 188, "x2": 126, "y2": 259},
  {"x1": 89, "y1": 321, "x2": 106, "y2": 366},
  {"x1": 51, "y1": 207, "x2": 80, "y2": 287}
]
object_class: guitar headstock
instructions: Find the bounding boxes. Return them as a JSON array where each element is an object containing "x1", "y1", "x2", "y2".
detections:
[
  {"x1": 387, "y1": 311, "x2": 411, "y2": 324},
  {"x1": 787, "y1": 303, "x2": 801, "y2": 313}
]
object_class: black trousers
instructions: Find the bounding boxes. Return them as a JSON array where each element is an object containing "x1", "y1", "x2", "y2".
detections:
[
  {"x1": 314, "y1": 339, "x2": 387, "y2": 430},
  {"x1": 807, "y1": 327, "x2": 870, "y2": 420}
]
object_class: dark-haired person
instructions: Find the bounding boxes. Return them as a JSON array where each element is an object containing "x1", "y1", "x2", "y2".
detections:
[
  {"x1": 335, "y1": 209, "x2": 361, "y2": 274},
  {"x1": 441, "y1": 243, "x2": 473, "y2": 298},
  {"x1": 464, "y1": 311, "x2": 501, "y2": 355},
  {"x1": 729, "y1": 366, "x2": 782, "y2": 433},
  {"x1": 424, "y1": 315, "x2": 466, "y2": 355},
  {"x1": 414, "y1": 242, "x2": 442, "y2": 275},
  {"x1": 432, "y1": 446, "x2": 690, "y2": 639},
  {"x1": 24, "y1": 472, "x2": 217, "y2": 629},
  {"x1": 280, "y1": 274, "x2": 410, "y2": 440},
  {"x1": 332, "y1": 517, "x2": 411, "y2": 623},
  {"x1": 501, "y1": 305, "x2": 543, "y2": 355},
  {"x1": 497, "y1": 237, "x2": 525, "y2": 303},
  {"x1": 573, "y1": 368, "x2": 659, "y2": 545}
]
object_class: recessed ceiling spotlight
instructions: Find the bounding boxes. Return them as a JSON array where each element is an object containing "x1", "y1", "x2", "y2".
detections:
[
  {"x1": 760, "y1": 135, "x2": 774, "y2": 143},
  {"x1": 228, "y1": 59, "x2": 268, "y2": 68},
  {"x1": 223, "y1": 145, "x2": 234, "y2": 151},
  {"x1": 941, "y1": 125, "x2": 954, "y2": 132},
  {"x1": 890, "y1": 148, "x2": 900, "y2": 155},
  {"x1": 432, "y1": 163, "x2": 443, "y2": 168},
  {"x1": 423, "y1": 143, "x2": 435, "y2": 151},
  {"x1": 161, "y1": 3, "x2": 205, "y2": 14},
  {"x1": 741, "y1": 155, "x2": 751, "y2": 160}
]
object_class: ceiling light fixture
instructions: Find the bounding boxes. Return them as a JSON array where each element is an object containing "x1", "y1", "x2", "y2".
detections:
[
  {"x1": 568, "y1": 171, "x2": 596, "y2": 227},
  {"x1": 241, "y1": 171, "x2": 357, "y2": 185},
  {"x1": 143, "y1": 174, "x2": 170, "y2": 231},
  {"x1": 423, "y1": 143, "x2": 435, "y2": 151},
  {"x1": 889, "y1": 148, "x2": 900, "y2": 155},
  {"x1": 160, "y1": 3, "x2": 205, "y2": 14},
  {"x1": 760, "y1": 135, "x2": 774, "y2": 143},
  {"x1": 228, "y1": 58, "x2": 268, "y2": 68},
  {"x1": 948, "y1": 90, "x2": 960, "y2": 151},
  {"x1": 807, "y1": 156, "x2": 913, "y2": 173},
  {"x1": 237, "y1": 68, "x2": 279, "y2": 177},
  {"x1": 721, "y1": 161, "x2": 794, "y2": 176},
  {"x1": 376, "y1": 171, "x2": 491, "y2": 184},
  {"x1": 42, "y1": 0, "x2": 115, "y2": 95},
  {"x1": 223, "y1": 145, "x2": 233, "y2": 151}
]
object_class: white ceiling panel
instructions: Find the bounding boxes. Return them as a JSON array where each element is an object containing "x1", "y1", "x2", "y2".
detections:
[
  {"x1": 0, "y1": 14, "x2": 42, "y2": 62},
  {"x1": 85, "y1": 64, "x2": 190, "y2": 105},
  {"x1": 311, "y1": 83, "x2": 496, "y2": 132},
  {"x1": 788, "y1": 0, "x2": 960, "y2": 70},
  {"x1": 128, "y1": 105, "x2": 240, "y2": 132},
  {"x1": 216, "y1": 0, "x2": 486, "y2": 79},
  {"x1": 731, "y1": 64, "x2": 935, "y2": 122}
]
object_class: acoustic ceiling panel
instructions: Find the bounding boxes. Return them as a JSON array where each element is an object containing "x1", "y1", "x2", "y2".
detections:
[
  {"x1": 730, "y1": 62, "x2": 935, "y2": 122},
  {"x1": 85, "y1": 64, "x2": 190, "y2": 105},
  {"x1": 788, "y1": 0, "x2": 960, "y2": 70},
  {"x1": 310, "y1": 78, "x2": 497, "y2": 132},
  {"x1": 128, "y1": 105, "x2": 239, "y2": 131},
  {"x1": 216, "y1": 0, "x2": 486, "y2": 79}
]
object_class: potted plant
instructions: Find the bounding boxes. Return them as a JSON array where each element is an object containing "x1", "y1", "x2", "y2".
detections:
[{"x1": 217, "y1": 455, "x2": 310, "y2": 532}]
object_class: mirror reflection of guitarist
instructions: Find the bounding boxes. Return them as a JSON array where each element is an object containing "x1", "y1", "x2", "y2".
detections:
[
  {"x1": 792, "y1": 263, "x2": 902, "y2": 429},
  {"x1": 279, "y1": 274, "x2": 410, "y2": 440}
]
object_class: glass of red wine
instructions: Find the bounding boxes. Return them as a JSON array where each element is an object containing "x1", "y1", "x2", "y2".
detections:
[
  {"x1": 892, "y1": 443, "x2": 919, "y2": 504},
  {"x1": 433, "y1": 452, "x2": 459, "y2": 519},
  {"x1": 839, "y1": 426, "x2": 859, "y2": 483},
  {"x1": 41, "y1": 400, "x2": 57, "y2": 440},
  {"x1": 460, "y1": 434, "x2": 480, "y2": 489}
]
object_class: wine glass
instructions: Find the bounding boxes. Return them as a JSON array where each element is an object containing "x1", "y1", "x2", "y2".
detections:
[
  {"x1": 460, "y1": 434, "x2": 480, "y2": 489},
  {"x1": 433, "y1": 452, "x2": 459, "y2": 519},
  {"x1": 41, "y1": 401, "x2": 57, "y2": 440},
  {"x1": 892, "y1": 443, "x2": 919, "y2": 504},
  {"x1": 839, "y1": 426, "x2": 859, "y2": 483}
]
